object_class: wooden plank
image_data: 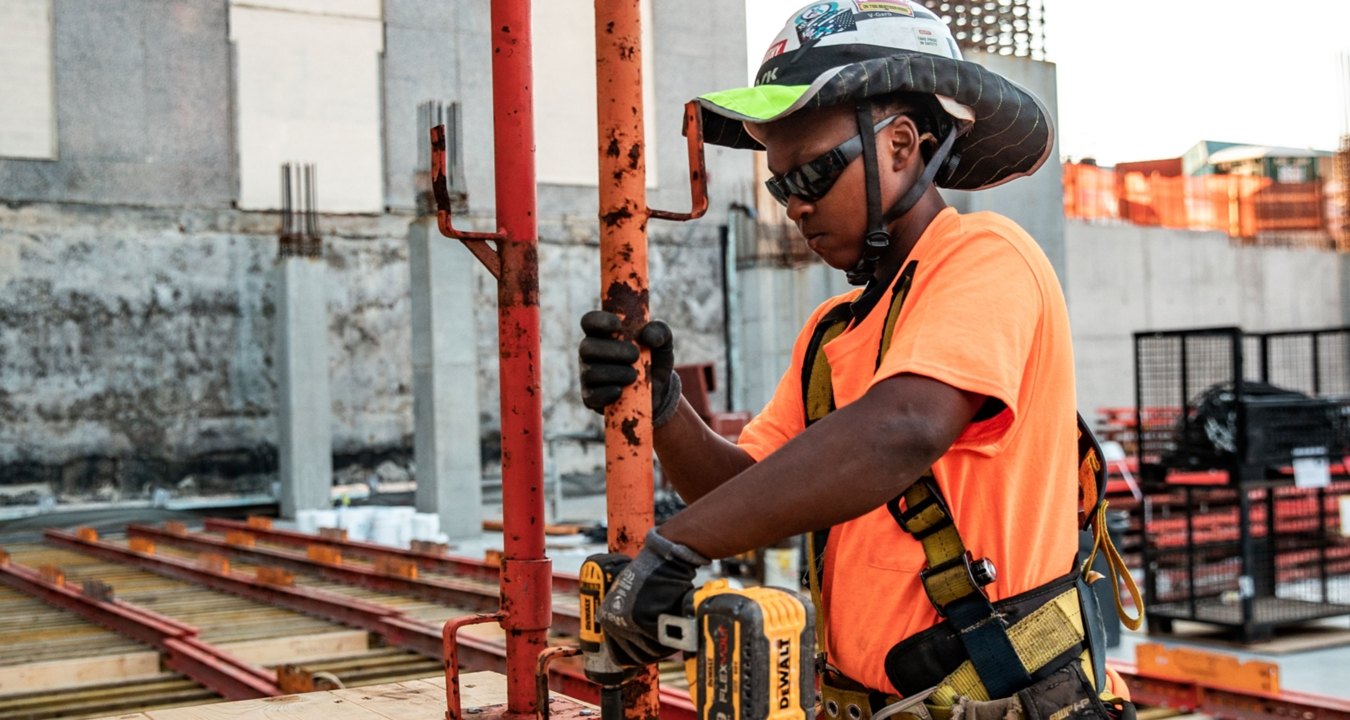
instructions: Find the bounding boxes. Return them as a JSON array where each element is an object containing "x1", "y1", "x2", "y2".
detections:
[
  {"x1": 457, "y1": 672, "x2": 508, "y2": 709},
  {"x1": 218, "y1": 631, "x2": 370, "y2": 667},
  {"x1": 0, "y1": 651, "x2": 163, "y2": 697},
  {"x1": 331, "y1": 679, "x2": 447, "y2": 720},
  {"x1": 138, "y1": 693, "x2": 375, "y2": 720},
  {"x1": 105, "y1": 672, "x2": 507, "y2": 720}
]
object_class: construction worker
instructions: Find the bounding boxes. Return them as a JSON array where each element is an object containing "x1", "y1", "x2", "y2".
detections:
[{"x1": 580, "y1": 2, "x2": 1136, "y2": 718}]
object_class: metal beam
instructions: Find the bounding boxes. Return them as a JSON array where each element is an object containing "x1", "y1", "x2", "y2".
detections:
[
  {"x1": 0, "y1": 553, "x2": 281, "y2": 700},
  {"x1": 127, "y1": 524, "x2": 580, "y2": 637},
  {"x1": 1113, "y1": 660, "x2": 1350, "y2": 720},
  {"x1": 39, "y1": 530, "x2": 696, "y2": 719},
  {"x1": 202, "y1": 518, "x2": 580, "y2": 595}
]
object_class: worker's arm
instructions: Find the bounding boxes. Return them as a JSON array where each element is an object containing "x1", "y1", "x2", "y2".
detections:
[
  {"x1": 653, "y1": 397, "x2": 756, "y2": 503},
  {"x1": 657, "y1": 372, "x2": 984, "y2": 559}
]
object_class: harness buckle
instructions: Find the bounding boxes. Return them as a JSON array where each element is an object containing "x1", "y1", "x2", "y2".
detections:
[{"x1": 919, "y1": 551, "x2": 998, "y2": 618}]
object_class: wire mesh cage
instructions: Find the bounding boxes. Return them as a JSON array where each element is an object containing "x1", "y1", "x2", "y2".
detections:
[
  {"x1": 1143, "y1": 481, "x2": 1350, "y2": 641},
  {"x1": 1134, "y1": 327, "x2": 1350, "y2": 484},
  {"x1": 1135, "y1": 326, "x2": 1350, "y2": 639}
]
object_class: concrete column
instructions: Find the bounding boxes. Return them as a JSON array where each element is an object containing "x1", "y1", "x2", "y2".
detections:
[
  {"x1": 409, "y1": 218, "x2": 483, "y2": 540},
  {"x1": 1342, "y1": 252, "x2": 1350, "y2": 326},
  {"x1": 275, "y1": 255, "x2": 333, "y2": 518},
  {"x1": 737, "y1": 263, "x2": 850, "y2": 414}
]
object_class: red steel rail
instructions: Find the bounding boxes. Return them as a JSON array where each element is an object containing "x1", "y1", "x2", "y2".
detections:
[
  {"x1": 1113, "y1": 660, "x2": 1350, "y2": 720},
  {"x1": 126, "y1": 524, "x2": 580, "y2": 637},
  {"x1": 203, "y1": 518, "x2": 580, "y2": 595},
  {"x1": 39, "y1": 529, "x2": 696, "y2": 719},
  {"x1": 31, "y1": 532, "x2": 1350, "y2": 720},
  {"x1": 0, "y1": 550, "x2": 281, "y2": 700}
]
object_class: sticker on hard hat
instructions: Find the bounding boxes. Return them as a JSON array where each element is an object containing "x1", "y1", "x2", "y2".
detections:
[
  {"x1": 762, "y1": 39, "x2": 789, "y2": 64},
  {"x1": 854, "y1": 0, "x2": 915, "y2": 15},
  {"x1": 796, "y1": 8, "x2": 857, "y2": 41},
  {"x1": 796, "y1": 3, "x2": 840, "y2": 23}
]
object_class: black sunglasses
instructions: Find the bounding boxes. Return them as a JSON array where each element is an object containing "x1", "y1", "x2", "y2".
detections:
[{"x1": 764, "y1": 114, "x2": 900, "y2": 206}]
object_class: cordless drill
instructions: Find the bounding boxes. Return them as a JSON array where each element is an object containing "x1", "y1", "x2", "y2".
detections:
[{"x1": 579, "y1": 553, "x2": 817, "y2": 720}]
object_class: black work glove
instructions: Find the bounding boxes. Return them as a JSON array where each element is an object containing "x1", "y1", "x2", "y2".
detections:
[
  {"x1": 578, "y1": 310, "x2": 681, "y2": 428},
  {"x1": 598, "y1": 528, "x2": 709, "y2": 667}
]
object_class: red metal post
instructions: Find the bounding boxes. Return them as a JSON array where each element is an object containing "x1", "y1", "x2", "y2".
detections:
[
  {"x1": 594, "y1": 1, "x2": 661, "y2": 718},
  {"x1": 487, "y1": 3, "x2": 552, "y2": 719},
  {"x1": 444, "y1": 612, "x2": 507, "y2": 720},
  {"x1": 536, "y1": 646, "x2": 584, "y2": 720}
]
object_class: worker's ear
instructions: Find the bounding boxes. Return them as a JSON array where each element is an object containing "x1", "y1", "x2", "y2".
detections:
[{"x1": 887, "y1": 116, "x2": 922, "y2": 171}]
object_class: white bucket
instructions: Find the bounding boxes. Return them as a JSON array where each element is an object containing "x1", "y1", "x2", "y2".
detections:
[
  {"x1": 411, "y1": 513, "x2": 441, "y2": 542},
  {"x1": 312, "y1": 509, "x2": 338, "y2": 533},
  {"x1": 336, "y1": 506, "x2": 373, "y2": 542},
  {"x1": 390, "y1": 506, "x2": 416, "y2": 547},
  {"x1": 295, "y1": 509, "x2": 319, "y2": 534},
  {"x1": 369, "y1": 508, "x2": 401, "y2": 547}
]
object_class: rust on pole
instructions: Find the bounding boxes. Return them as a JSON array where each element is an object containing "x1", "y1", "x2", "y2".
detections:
[
  {"x1": 429, "y1": 2, "x2": 548, "y2": 719},
  {"x1": 595, "y1": 0, "x2": 652, "y2": 566},
  {"x1": 647, "y1": 101, "x2": 710, "y2": 223},
  {"x1": 488, "y1": 3, "x2": 551, "y2": 720},
  {"x1": 594, "y1": 0, "x2": 662, "y2": 718}
]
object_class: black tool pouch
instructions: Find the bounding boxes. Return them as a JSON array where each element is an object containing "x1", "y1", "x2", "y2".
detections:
[
  {"x1": 1016, "y1": 662, "x2": 1113, "y2": 720},
  {"x1": 949, "y1": 663, "x2": 1113, "y2": 720}
]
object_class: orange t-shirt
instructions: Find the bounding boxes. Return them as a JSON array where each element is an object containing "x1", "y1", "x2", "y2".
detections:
[{"x1": 737, "y1": 208, "x2": 1079, "y2": 695}]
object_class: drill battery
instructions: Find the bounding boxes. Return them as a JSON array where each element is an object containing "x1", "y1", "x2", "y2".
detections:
[{"x1": 661, "y1": 579, "x2": 817, "y2": 720}]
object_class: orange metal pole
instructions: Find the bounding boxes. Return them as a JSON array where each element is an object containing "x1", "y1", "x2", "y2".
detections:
[
  {"x1": 595, "y1": 0, "x2": 661, "y2": 718},
  {"x1": 595, "y1": 0, "x2": 654, "y2": 573}
]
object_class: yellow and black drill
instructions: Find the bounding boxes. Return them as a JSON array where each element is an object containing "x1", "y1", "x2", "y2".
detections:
[{"x1": 580, "y1": 553, "x2": 817, "y2": 720}]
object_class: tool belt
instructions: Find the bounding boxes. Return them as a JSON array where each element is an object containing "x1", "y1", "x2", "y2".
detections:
[
  {"x1": 883, "y1": 571, "x2": 1081, "y2": 698},
  {"x1": 824, "y1": 660, "x2": 1126, "y2": 720},
  {"x1": 819, "y1": 571, "x2": 1111, "y2": 720},
  {"x1": 821, "y1": 668, "x2": 901, "y2": 720}
]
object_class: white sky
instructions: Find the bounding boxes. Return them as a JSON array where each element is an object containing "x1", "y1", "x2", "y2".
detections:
[{"x1": 744, "y1": 0, "x2": 1350, "y2": 167}]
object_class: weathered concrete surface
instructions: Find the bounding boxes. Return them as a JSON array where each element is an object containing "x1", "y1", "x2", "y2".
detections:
[
  {"x1": 0, "y1": 203, "x2": 416, "y2": 496},
  {"x1": 0, "y1": 202, "x2": 731, "y2": 499},
  {"x1": 1067, "y1": 221, "x2": 1347, "y2": 420}
]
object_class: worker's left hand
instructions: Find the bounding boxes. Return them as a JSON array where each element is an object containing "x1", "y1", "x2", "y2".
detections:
[{"x1": 599, "y1": 528, "x2": 709, "y2": 666}]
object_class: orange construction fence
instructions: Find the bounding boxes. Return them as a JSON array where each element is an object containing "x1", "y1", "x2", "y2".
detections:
[{"x1": 1063, "y1": 163, "x2": 1329, "y2": 241}]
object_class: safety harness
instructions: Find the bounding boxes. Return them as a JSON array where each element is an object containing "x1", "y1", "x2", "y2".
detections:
[{"x1": 800, "y1": 260, "x2": 1143, "y2": 719}]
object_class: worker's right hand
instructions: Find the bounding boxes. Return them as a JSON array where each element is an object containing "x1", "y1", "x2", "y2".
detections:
[
  {"x1": 578, "y1": 310, "x2": 681, "y2": 428},
  {"x1": 599, "y1": 528, "x2": 709, "y2": 667}
]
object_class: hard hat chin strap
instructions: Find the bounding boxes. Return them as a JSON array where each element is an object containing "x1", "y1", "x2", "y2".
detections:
[
  {"x1": 845, "y1": 102, "x2": 960, "y2": 287},
  {"x1": 847, "y1": 103, "x2": 889, "y2": 286}
]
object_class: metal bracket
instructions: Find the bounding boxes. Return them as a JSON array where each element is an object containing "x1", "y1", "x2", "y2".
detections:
[
  {"x1": 430, "y1": 124, "x2": 503, "y2": 279},
  {"x1": 648, "y1": 101, "x2": 710, "y2": 222}
]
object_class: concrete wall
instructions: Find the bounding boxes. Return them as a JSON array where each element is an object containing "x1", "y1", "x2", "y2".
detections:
[
  {"x1": 943, "y1": 51, "x2": 1066, "y2": 285},
  {"x1": 0, "y1": 204, "x2": 416, "y2": 495},
  {"x1": 1067, "y1": 221, "x2": 1347, "y2": 420},
  {"x1": 0, "y1": 0, "x2": 234, "y2": 207},
  {"x1": 0, "y1": 0, "x2": 753, "y2": 495}
]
